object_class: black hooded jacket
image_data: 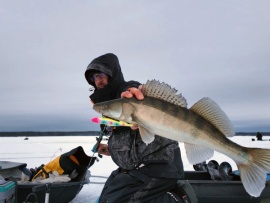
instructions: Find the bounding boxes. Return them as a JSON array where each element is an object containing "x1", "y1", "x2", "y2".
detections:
[
  {"x1": 85, "y1": 53, "x2": 141, "y2": 103},
  {"x1": 85, "y1": 54, "x2": 185, "y2": 202}
]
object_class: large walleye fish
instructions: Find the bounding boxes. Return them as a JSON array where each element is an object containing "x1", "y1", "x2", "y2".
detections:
[{"x1": 93, "y1": 79, "x2": 270, "y2": 197}]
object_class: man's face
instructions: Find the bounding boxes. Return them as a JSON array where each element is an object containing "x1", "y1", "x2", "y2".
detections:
[{"x1": 91, "y1": 72, "x2": 109, "y2": 89}]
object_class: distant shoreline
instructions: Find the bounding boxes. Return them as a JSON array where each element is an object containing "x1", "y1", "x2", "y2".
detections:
[
  {"x1": 0, "y1": 131, "x2": 100, "y2": 137},
  {"x1": 0, "y1": 131, "x2": 270, "y2": 137}
]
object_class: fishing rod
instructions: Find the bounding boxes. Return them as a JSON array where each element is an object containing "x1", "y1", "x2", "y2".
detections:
[
  {"x1": 85, "y1": 117, "x2": 132, "y2": 183},
  {"x1": 90, "y1": 117, "x2": 132, "y2": 162},
  {"x1": 90, "y1": 126, "x2": 109, "y2": 161}
]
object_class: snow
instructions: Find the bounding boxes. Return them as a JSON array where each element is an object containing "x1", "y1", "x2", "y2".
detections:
[{"x1": 0, "y1": 135, "x2": 269, "y2": 202}]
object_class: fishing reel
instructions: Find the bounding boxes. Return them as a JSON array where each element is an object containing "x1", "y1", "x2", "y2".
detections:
[
  {"x1": 91, "y1": 136, "x2": 106, "y2": 159},
  {"x1": 91, "y1": 126, "x2": 111, "y2": 162}
]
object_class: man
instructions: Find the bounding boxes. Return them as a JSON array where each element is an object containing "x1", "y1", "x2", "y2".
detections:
[
  {"x1": 85, "y1": 53, "x2": 186, "y2": 203},
  {"x1": 256, "y1": 132, "x2": 263, "y2": 141}
]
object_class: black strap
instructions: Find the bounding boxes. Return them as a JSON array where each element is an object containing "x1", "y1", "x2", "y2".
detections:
[
  {"x1": 173, "y1": 180, "x2": 198, "y2": 203},
  {"x1": 40, "y1": 166, "x2": 50, "y2": 178}
]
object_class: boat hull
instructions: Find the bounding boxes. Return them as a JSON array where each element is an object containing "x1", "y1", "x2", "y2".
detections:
[{"x1": 185, "y1": 171, "x2": 270, "y2": 203}]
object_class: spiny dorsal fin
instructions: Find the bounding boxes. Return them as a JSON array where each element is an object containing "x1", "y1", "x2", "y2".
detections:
[
  {"x1": 142, "y1": 80, "x2": 187, "y2": 108},
  {"x1": 190, "y1": 97, "x2": 235, "y2": 137}
]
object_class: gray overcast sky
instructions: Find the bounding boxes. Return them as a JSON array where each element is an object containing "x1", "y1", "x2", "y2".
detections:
[{"x1": 1, "y1": 1, "x2": 270, "y2": 132}]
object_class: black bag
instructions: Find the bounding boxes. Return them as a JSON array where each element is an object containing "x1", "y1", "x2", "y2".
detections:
[{"x1": 31, "y1": 146, "x2": 96, "y2": 182}]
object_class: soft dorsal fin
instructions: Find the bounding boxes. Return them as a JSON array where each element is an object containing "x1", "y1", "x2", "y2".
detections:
[
  {"x1": 142, "y1": 80, "x2": 187, "y2": 108},
  {"x1": 190, "y1": 97, "x2": 235, "y2": 137}
]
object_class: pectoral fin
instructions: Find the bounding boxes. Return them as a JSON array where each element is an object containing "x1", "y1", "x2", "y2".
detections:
[
  {"x1": 185, "y1": 143, "x2": 214, "y2": 164},
  {"x1": 138, "y1": 126, "x2": 155, "y2": 144}
]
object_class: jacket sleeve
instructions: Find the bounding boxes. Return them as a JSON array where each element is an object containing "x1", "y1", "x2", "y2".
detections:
[
  {"x1": 117, "y1": 80, "x2": 141, "y2": 95},
  {"x1": 90, "y1": 80, "x2": 141, "y2": 103}
]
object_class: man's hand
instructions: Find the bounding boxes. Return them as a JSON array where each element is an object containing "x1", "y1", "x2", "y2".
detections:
[
  {"x1": 98, "y1": 144, "x2": 110, "y2": 156},
  {"x1": 130, "y1": 124, "x2": 139, "y2": 130},
  {"x1": 121, "y1": 86, "x2": 143, "y2": 130},
  {"x1": 121, "y1": 85, "x2": 144, "y2": 100}
]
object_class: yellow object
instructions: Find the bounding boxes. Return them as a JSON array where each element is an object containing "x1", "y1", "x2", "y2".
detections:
[
  {"x1": 91, "y1": 117, "x2": 133, "y2": 127},
  {"x1": 32, "y1": 156, "x2": 64, "y2": 180}
]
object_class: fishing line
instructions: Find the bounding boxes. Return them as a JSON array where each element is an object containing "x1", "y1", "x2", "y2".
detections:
[
  {"x1": 49, "y1": 148, "x2": 62, "y2": 162},
  {"x1": 23, "y1": 192, "x2": 39, "y2": 203}
]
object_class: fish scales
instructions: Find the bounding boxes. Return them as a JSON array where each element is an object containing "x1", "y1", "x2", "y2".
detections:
[
  {"x1": 120, "y1": 97, "x2": 241, "y2": 155},
  {"x1": 93, "y1": 79, "x2": 270, "y2": 197}
]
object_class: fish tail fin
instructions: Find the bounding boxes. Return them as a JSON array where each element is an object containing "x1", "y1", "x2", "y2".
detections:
[{"x1": 236, "y1": 148, "x2": 270, "y2": 197}]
